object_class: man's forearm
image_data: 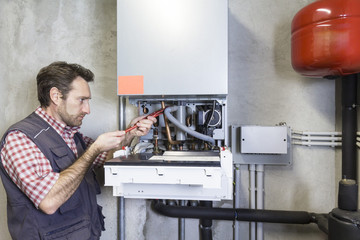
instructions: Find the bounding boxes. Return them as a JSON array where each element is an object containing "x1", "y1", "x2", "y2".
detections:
[{"x1": 38, "y1": 143, "x2": 100, "y2": 214}]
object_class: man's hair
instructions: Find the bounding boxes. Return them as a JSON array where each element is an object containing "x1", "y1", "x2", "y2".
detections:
[{"x1": 36, "y1": 61, "x2": 94, "y2": 107}]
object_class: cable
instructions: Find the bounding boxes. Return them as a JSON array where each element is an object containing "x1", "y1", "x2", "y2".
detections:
[{"x1": 164, "y1": 106, "x2": 216, "y2": 145}]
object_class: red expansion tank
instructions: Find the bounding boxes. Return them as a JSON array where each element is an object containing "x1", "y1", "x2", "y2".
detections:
[{"x1": 291, "y1": 0, "x2": 360, "y2": 78}]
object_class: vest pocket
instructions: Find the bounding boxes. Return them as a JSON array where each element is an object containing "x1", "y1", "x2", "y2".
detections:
[
  {"x1": 97, "y1": 204, "x2": 105, "y2": 231},
  {"x1": 50, "y1": 146, "x2": 74, "y2": 170},
  {"x1": 91, "y1": 204, "x2": 105, "y2": 238},
  {"x1": 42, "y1": 217, "x2": 91, "y2": 240}
]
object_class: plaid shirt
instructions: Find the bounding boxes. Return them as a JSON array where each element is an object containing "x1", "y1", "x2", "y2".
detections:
[{"x1": 0, "y1": 107, "x2": 107, "y2": 208}]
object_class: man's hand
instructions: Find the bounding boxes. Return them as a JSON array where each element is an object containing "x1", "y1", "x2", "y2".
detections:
[
  {"x1": 109, "y1": 115, "x2": 157, "y2": 150},
  {"x1": 93, "y1": 131, "x2": 126, "y2": 153},
  {"x1": 128, "y1": 115, "x2": 157, "y2": 137}
]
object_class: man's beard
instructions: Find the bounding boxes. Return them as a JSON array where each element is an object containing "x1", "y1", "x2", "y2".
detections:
[{"x1": 58, "y1": 104, "x2": 85, "y2": 127}]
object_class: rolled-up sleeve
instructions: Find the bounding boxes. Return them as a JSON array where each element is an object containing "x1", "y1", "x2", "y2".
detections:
[{"x1": 0, "y1": 131, "x2": 59, "y2": 208}]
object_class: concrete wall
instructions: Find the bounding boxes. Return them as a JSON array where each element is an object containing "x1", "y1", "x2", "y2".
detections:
[
  {"x1": 228, "y1": 1, "x2": 334, "y2": 239},
  {"x1": 0, "y1": 0, "x2": 335, "y2": 240},
  {"x1": 0, "y1": 1, "x2": 118, "y2": 239}
]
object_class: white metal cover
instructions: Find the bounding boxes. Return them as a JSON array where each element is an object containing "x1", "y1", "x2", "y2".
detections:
[
  {"x1": 240, "y1": 126, "x2": 288, "y2": 154},
  {"x1": 104, "y1": 148, "x2": 233, "y2": 200},
  {"x1": 117, "y1": 0, "x2": 228, "y2": 96}
]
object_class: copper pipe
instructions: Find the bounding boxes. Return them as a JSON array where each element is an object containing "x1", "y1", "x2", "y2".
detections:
[
  {"x1": 153, "y1": 128, "x2": 160, "y2": 154},
  {"x1": 161, "y1": 101, "x2": 181, "y2": 146}
]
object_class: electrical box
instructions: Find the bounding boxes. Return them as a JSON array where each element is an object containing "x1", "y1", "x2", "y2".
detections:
[
  {"x1": 240, "y1": 126, "x2": 288, "y2": 154},
  {"x1": 231, "y1": 125, "x2": 292, "y2": 165}
]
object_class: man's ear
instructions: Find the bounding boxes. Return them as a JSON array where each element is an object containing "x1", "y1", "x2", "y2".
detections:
[{"x1": 49, "y1": 87, "x2": 62, "y2": 106}]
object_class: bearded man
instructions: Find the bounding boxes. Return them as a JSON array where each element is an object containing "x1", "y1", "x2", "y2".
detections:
[{"x1": 0, "y1": 61, "x2": 156, "y2": 240}]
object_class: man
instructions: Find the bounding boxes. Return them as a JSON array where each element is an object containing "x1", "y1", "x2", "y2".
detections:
[{"x1": 0, "y1": 61, "x2": 156, "y2": 240}]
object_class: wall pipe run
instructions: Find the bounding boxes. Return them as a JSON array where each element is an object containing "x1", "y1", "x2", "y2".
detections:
[
  {"x1": 249, "y1": 164, "x2": 265, "y2": 240},
  {"x1": 256, "y1": 164, "x2": 264, "y2": 240},
  {"x1": 327, "y1": 74, "x2": 360, "y2": 240},
  {"x1": 292, "y1": 136, "x2": 342, "y2": 141},
  {"x1": 179, "y1": 200, "x2": 185, "y2": 240},
  {"x1": 341, "y1": 74, "x2": 357, "y2": 181},
  {"x1": 292, "y1": 131, "x2": 342, "y2": 135},
  {"x1": 292, "y1": 131, "x2": 342, "y2": 147},
  {"x1": 338, "y1": 74, "x2": 358, "y2": 211},
  {"x1": 233, "y1": 165, "x2": 241, "y2": 239},
  {"x1": 199, "y1": 201, "x2": 213, "y2": 240},
  {"x1": 249, "y1": 165, "x2": 256, "y2": 240},
  {"x1": 118, "y1": 96, "x2": 126, "y2": 240},
  {"x1": 293, "y1": 142, "x2": 342, "y2": 147},
  {"x1": 152, "y1": 200, "x2": 325, "y2": 225}
]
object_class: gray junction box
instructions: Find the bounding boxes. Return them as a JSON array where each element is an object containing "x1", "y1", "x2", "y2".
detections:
[{"x1": 231, "y1": 125, "x2": 292, "y2": 166}]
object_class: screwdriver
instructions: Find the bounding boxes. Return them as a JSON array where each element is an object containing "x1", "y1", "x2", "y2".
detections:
[{"x1": 124, "y1": 107, "x2": 167, "y2": 133}]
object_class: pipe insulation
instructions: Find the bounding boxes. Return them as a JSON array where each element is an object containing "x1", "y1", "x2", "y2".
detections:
[
  {"x1": 199, "y1": 201, "x2": 213, "y2": 240},
  {"x1": 339, "y1": 74, "x2": 358, "y2": 211},
  {"x1": 341, "y1": 74, "x2": 357, "y2": 180},
  {"x1": 164, "y1": 106, "x2": 216, "y2": 145},
  {"x1": 153, "y1": 201, "x2": 316, "y2": 224}
]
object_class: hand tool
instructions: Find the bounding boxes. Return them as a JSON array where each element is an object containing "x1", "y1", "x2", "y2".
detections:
[{"x1": 125, "y1": 107, "x2": 167, "y2": 133}]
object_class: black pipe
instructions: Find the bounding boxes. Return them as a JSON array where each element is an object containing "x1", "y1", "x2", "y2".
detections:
[
  {"x1": 312, "y1": 213, "x2": 329, "y2": 234},
  {"x1": 341, "y1": 74, "x2": 357, "y2": 180},
  {"x1": 199, "y1": 201, "x2": 213, "y2": 240},
  {"x1": 153, "y1": 201, "x2": 316, "y2": 224},
  {"x1": 339, "y1": 74, "x2": 358, "y2": 211}
]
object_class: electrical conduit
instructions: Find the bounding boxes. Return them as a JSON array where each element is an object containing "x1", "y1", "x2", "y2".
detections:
[
  {"x1": 256, "y1": 164, "x2": 264, "y2": 240},
  {"x1": 234, "y1": 165, "x2": 241, "y2": 240},
  {"x1": 250, "y1": 164, "x2": 256, "y2": 240}
]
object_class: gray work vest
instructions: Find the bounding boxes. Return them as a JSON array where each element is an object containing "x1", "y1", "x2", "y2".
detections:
[{"x1": 0, "y1": 112, "x2": 105, "y2": 240}]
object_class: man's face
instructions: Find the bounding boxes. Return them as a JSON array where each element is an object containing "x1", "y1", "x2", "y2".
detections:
[{"x1": 57, "y1": 76, "x2": 91, "y2": 127}]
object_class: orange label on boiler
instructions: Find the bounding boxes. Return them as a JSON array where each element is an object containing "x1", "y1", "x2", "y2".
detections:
[{"x1": 117, "y1": 76, "x2": 144, "y2": 95}]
